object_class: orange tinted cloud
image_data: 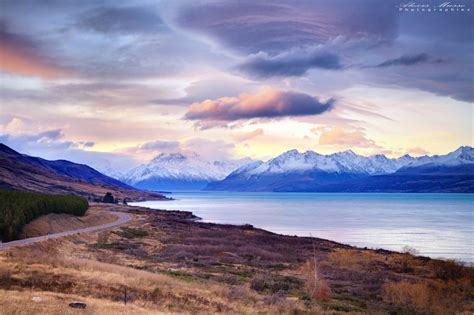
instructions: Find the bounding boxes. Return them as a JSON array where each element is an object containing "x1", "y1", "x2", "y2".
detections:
[
  {"x1": 185, "y1": 88, "x2": 333, "y2": 122},
  {"x1": 234, "y1": 128, "x2": 264, "y2": 142},
  {"x1": 405, "y1": 147, "x2": 429, "y2": 156},
  {"x1": 0, "y1": 30, "x2": 67, "y2": 79},
  {"x1": 314, "y1": 126, "x2": 377, "y2": 148}
]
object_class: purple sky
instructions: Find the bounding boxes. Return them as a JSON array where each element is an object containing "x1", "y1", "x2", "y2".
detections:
[{"x1": 0, "y1": 0, "x2": 472, "y2": 173}]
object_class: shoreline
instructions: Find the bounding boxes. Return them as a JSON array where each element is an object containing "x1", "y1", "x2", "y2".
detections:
[
  {"x1": 129, "y1": 196, "x2": 473, "y2": 264},
  {"x1": 130, "y1": 203, "x2": 434, "y2": 262}
]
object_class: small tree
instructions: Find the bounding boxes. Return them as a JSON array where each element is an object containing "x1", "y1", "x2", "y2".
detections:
[{"x1": 102, "y1": 192, "x2": 115, "y2": 203}]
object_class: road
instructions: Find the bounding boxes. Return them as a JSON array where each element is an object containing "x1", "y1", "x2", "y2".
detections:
[{"x1": 0, "y1": 211, "x2": 131, "y2": 250}]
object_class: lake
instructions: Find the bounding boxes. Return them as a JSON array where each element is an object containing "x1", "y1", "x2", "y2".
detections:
[{"x1": 130, "y1": 192, "x2": 473, "y2": 263}]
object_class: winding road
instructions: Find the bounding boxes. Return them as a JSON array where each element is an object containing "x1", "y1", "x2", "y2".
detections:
[{"x1": 0, "y1": 211, "x2": 131, "y2": 250}]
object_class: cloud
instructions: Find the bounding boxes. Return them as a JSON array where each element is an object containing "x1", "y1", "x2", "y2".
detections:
[
  {"x1": 151, "y1": 78, "x2": 260, "y2": 106},
  {"x1": 81, "y1": 141, "x2": 95, "y2": 148},
  {"x1": 79, "y1": 6, "x2": 166, "y2": 34},
  {"x1": 0, "y1": 81, "x2": 177, "y2": 109},
  {"x1": 0, "y1": 130, "x2": 139, "y2": 176},
  {"x1": 175, "y1": 0, "x2": 398, "y2": 54},
  {"x1": 185, "y1": 88, "x2": 334, "y2": 126},
  {"x1": 35, "y1": 129, "x2": 64, "y2": 141},
  {"x1": 181, "y1": 138, "x2": 235, "y2": 160},
  {"x1": 0, "y1": 22, "x2": 69, "y2": 79},
  {"x1": 238, "y1": 48, "x2": 342, "y2": 78},
  {"x1": 0, "y1": 129, "x2": 66, "y2": 146},
  {"x1": 405, "y1": 147, "x2": 429, "y2": 156},
  {"x1": 124, "y1": 137, "x2": 236, "y2": 161},
  {"x1": 1, "y1": 130, "x2": 72, "y2": 154},
  {"x1": 139, "y1": 140, "x2": 180, "y2": 151},
  {"x1": 374, "y1": 53, "x2": 432, "y2": 68},
  {"x1": 313, "y1": 126, "x2": 378, "y2": 148},
  {"x1": 234, "y1": 128, "x2": 264, "y2": 142}
]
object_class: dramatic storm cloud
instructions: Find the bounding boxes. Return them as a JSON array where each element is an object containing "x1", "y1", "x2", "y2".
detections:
[
  {"x1": 185, "y1": 89, "x2": 334, "y2": 123},
  {"x1": 0, "y1": 0, "x2": 472, "y2": 166},
  {"x1": 238, "y1": 48, "x2": 342, "y2": 78},
  {"x1": 175, "y1": 0, "x2": 398, "y2": 54},
  {"x1": 79, "y1": 6, "x2": 165, "y2": 34},
  {"x1": 0, "y1": 22, "x2": 69, "y2": 78},
  {"x1": 375, "y1": 53, "x2": 431, "y2": 68}
]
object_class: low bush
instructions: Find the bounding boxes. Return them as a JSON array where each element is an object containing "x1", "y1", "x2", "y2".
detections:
[
  {"x1": 113, "y1": 227, "x2": 149, "y2": 239},
  {"x1": 430, "y1": 259, "x2": 471, "y2": 281},
  {"x1": 302, "y1": 258, "x2": 332, "y2": 302},
  {"x1": 0, "y1": 190, "x2": 88, "y2": 241},
  {"x1": 250, "y1": 272, "x2": 303, "y2": 295},
  {"x1": 383, "y1": 278, "x2": 472, "y2": 314}
]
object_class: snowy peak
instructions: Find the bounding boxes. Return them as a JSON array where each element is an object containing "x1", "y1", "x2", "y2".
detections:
[
  {"x1": 122, "y1": 146, "x2": 472, "y2": 191},
  {"x1": 248, "y1": 149, "x2": 398, "y2": 176},
  {"x1": 235, "y1": 146, "x2": 474, "y2": 178},
  {"x1": 249, "y1": 149, "x2": 336, "y2": 174},
  {"x1": 448, "y1": 146, "x2": 474, "y2": 162},
  {"x1": 123, "y1": 152, "x2": 254, "y2": 187},
  {"x1": 206, "y1": 146, "x2": 474, "y2": 192},
  {"x1": 406, "y1": 146, "x2": 474, "y2": 168},
  {"x1": 151, "y1": 152, "x2": 188, "y2": 163}
]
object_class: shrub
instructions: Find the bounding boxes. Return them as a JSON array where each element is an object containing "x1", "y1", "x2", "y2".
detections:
[
  {"x1": 431, "y1": 259, "x2": 470, "y2": 281},
  {"x1": 113, "y1": 227, "x2": 149, "y2": 239},
  {"x1": 302, "y1": 258, "x2": 331, "y2": 302},
  {"x1": 327, "y1": 248, "x2": 360, "y2": 269},
  {"x1": 250, "y1": 273, "x2": 273, "y2": 292},
  {"x1": 383, "y1": 278, "x2": 472, "y2": 314},
  {"x1": 97, "y1": 231, "x2": 110, "y2": 246},
  {"x1": 102, "y1": 192, "x2": 115, "y2": 203},
  {"x1": 0, "y1": 265, "x2": 12, "y2": 288},
  {"x1": 226, "y1": 286, "x2": 247, "y2": 300},
  {"x1": 250, "y1": 272, "x2": 302, "y2": 295},
  {"x1": 399, "y1": 245, "x2": 419, "y2": 272}
]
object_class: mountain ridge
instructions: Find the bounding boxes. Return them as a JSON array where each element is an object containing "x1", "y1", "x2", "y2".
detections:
[
  {"x1": 122, "y1": 152, "x2": 254, "y2": 190},
  {"x1": 0, "y1": 143, "x2": 165, "y2": 200},
  {"x1": 205, "y1": 146, "x2": 474, "y2": 192}
]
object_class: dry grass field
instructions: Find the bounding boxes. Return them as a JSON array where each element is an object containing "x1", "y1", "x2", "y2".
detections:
[{"x1": 0, "y1": 203, "x2": 472, "y2": 314}]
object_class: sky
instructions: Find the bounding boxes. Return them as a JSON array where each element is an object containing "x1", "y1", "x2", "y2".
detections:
[{"x1": 0, "y1": 0, "x2": 473, "y2": 173}]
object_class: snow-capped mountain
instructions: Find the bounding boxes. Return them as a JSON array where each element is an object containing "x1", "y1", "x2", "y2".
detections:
[
  {"x1": 206, "y1": 146, "x2": 474, "y2": 192},
  {"x1": 406, "y1": 146, "x2": 474, "y2": 168},
  {"x1": 229, "y1": 149, "x2": 417, "y2": 178},
  {"x1": 122, "y1": 152, "x2": 253, "y2": 190}
]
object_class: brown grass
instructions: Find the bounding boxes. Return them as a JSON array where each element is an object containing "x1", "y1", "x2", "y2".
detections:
[
  {"x1": 383, "y1": 277, "x2": 472, "y2": 314},
  {"x1": 0, "y1": 245, "x2": 305, "y2": 314},
  {"x1": 20, "y1": 206, "x2": 117, "y2": 239},
  {"x1": 0, "y1": 290, "x2": 158, "y2": 315},
  {"x1": 2, "y1": 203, "x2": 473, "y2": 314}
]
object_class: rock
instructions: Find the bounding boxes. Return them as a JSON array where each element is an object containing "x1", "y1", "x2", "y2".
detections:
[
  {"x1": 69, "y1": 301, "x2": 87, "y2": 309},
  {"x1": 32, "y1": 296, "x2": 42, "y2": 302}
]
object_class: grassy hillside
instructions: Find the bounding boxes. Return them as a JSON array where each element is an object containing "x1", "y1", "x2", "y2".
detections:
[{"x1": 0, "y1": 190, "x2": 89, "y2": 242}]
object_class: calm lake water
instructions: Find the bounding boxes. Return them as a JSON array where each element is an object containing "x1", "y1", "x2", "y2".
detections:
[{"x1": 130, "y1": 192, "x2": 474, "y2": 263}]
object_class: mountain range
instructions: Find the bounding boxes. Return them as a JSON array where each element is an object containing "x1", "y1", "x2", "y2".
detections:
[
  {"x1": 206, "y1": 146, "x2": 474, "y2": 192},
  {"x1": 0, "y1": 144, "x2": 164, "y2": 200},
  {"x1": 2, "y1": 142, "x2": 472, "y2": 194},
  {"x1": 122, "y1": 153, "x2": 253, "y2": 190}
]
